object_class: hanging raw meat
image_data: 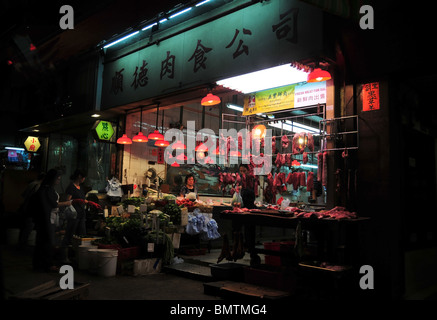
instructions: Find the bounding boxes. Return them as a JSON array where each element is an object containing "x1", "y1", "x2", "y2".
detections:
[
  {"x1": 292, "y1": 172, "x2": 300, "y2": 190},
  {"x1": 285, "y1": 153, "x2": 292, "y2": 167},
  {"x1": 307, "y1": 133, "x2": 314, "y2": 152},
  {"x1": 286, "y1": 172, "x2": 293, "y2": 185},
  {"x1": 317, "y1": 153, "x2": 323, "y2": 181},
  {"x1": 281, "y1": 135, "x2": 289, "y2": 149},
  {"x1": 322, "y1": 152, "x2": 328, "y2": 186},
  {"x1": 302, "y1": 152, "x2": 308, "y2": 164},
  {"x1": 275, "y1": 154, "x2": 282, "y2": 169},
  {"x1": 307, "y1": 171, "x2": 314, "y2": 192},
  {"x1": 272, "y1": 136, "x2": 276, "y2": 154},
  {"x1": 292, "y1": 133, "x2": 302, "y2": 154},
  {"x1": 299, "y1": 172, "x2": 306, "y2": 187}
]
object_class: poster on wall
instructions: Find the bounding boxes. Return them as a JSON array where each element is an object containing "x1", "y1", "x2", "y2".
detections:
[{"x1": 243, "y1": 81, "x2": 327, "y2": 115}]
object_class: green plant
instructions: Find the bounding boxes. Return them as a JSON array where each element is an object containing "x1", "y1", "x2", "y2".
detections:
[{"x1": 163, "y1": 202, "x2": 181, "y2": 225}]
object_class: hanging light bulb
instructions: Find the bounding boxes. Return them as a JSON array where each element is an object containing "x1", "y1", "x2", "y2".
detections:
[
  {"x1": 252, "y1": 124, "x2": 266, "y2": 139},
  {"x1": 117, "y1": 134, "x2": 132, "y2": 144},
  {"x1": 201, "y1": 92, "x2": 221, "y2": 106}
]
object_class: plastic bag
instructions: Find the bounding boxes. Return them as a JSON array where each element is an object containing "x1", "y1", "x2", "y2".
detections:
[
  {"x1": 62, "y1": 205, "x2": 77, "y2": 220},
  {"x1": 200, "y1": 219, "x2": 221, "y2": 241},
  {"x1": 231, "y1": 191, "x2": 244, "y2": 207}
]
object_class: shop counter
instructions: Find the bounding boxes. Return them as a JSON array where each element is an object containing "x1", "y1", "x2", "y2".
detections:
[{"x1": 219, "y1": 209, "x2": 370, "y2": 267}]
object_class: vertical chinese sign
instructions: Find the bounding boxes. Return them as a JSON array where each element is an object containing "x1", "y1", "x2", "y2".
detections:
[{"x1": 362, "y1": 82, "x2": 380, "y2": 111}]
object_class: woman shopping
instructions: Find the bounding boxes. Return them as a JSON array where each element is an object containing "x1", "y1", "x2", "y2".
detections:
[{"x1": 33, "y1": 169, "x2": 71, "y2": 272}]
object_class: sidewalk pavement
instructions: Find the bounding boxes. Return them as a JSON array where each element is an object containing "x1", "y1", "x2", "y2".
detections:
[{"x1": 0, "y1": 244, "x2": 223, "y2": 301}]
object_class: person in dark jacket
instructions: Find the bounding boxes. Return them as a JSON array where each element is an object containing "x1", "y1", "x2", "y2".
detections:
[
  {"x1": 32, "y1": 169, "x2": 71, "y2": 272},
  {"x1": 60, "y1": 169, "x2": 88, "y2": 263}
]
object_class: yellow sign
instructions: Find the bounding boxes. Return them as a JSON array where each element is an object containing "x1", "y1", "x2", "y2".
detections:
[
  {"x1": 243, "y1": 85, "x2": 295, "y2": 115},
  {"x1": 24, "y1": 136, "x2": 41, "y2": 152},
  {"x1": 95, "y1": 120, "x2": 114, "y2": 141}
]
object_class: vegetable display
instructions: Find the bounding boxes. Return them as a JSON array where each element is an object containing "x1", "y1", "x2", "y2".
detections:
[{"x1": 164, "y1": 202, "x2": 181, "y2": 225}]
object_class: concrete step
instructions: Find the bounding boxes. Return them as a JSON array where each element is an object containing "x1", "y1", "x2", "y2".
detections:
[
  {"x1": 163, "y1": 262, "x2": 214, "y2": 282},
  {"x1": 203, "y1": 280, "x2": 292, "y2": 300}
]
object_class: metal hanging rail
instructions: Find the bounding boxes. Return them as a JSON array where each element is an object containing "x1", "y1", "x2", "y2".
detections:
[{"x1": 319, "y1": 115, "x2": 359, "y2": 152}]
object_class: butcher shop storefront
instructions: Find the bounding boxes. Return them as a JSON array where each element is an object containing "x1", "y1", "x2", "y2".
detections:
[{"x1": 97, "y1": 0, "x2": 387, "y2": 299}]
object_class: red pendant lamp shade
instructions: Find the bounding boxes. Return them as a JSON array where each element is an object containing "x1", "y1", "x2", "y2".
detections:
[
  {"x1": 307, "y1": 68, "x2": 331, "y2": 83},
  {"x1": 155, "y1": 139, "x2": 170, "y2": 147},
  {"x1": 132, "y1": 132, "x2": 148, "y2": 142},
  {"x1": 117, "y1": 134, "x2": 132, "y2": 144},
  {"x1": 172, "y1": 140, "x2": 186, "y2": 150},
  {"x1": 201, "y1": 93, "x2": 221, "y2": 106},
  {"x1": 148, "y1": 129, "x2": 164, "y2": 141}
]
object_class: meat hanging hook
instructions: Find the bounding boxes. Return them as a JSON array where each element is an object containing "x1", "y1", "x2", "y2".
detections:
[{"x1": 342, "y1": 147, "x2": 348, "y2": 158}]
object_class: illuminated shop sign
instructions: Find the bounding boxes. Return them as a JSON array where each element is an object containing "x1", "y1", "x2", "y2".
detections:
[
  {"x1": 243, "y1": 81, "x2": 326, "y2": 115},
  {"x1": 24, "y1": 136, "x2": 41, "y2": 152},
  {"x1": 94, "y1": 120, "x2": 115, "y2": 141},
  {"x1": 101, "y1": 0, "x2": 324, "y2": 109}
]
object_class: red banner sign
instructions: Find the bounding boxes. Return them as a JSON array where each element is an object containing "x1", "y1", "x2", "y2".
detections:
[{"x1": 363, "y1": 82, "x2": 380, "y2": 111}]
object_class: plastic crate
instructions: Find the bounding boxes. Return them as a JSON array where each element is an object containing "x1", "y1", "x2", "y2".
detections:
[
  {"x1": 263, "y1": 241, "x2": 295, "y2": 266},
  {"x1": 243, "y1": 265, "x2": 296, "y2": 292},
  {"x1": 97, "y1": 244, "x2": 140, "y2": 263}
]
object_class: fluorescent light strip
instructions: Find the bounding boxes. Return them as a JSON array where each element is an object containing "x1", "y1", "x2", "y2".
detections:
[
  {"x1": 196, "y1": 0, "x2": 211, "y2": 6},
  {"x1": 217, "y1": 64, "x2": 309, "y2": 94},
  {"x1": 142, "y1": 22, "x2": 157, "y2": 31},
  {"x1": 268, "y1": 122, "x2": 319, "y2": 134},
  {"x1": 169, "y1": 7, "x2": 192, "y2": 19},
  {"x1": 5, "y1": 147, "x2": 25, "y2": 151},
  {"x1": 301, "y1": 164, "x2": 318, "y2": 169},
  {"x1": 285, "y1": 120, "x2": 320, "y2": 133},
  {"x1": 226, "y1": 103, "x2": 244, "y2": 112},
  {"x1": 103, "y1": 31, "x2": 139, "y2": 49}
]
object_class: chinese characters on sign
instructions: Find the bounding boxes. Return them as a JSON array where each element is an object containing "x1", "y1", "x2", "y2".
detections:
[
  {"x1": 362, "y1": 82, "x2": 380, "y2": 111},
  {"x1": 243, "y1": 82, "x2": 327, "y2": 115},
  {"x1": 24, "y1": 136, "x2": 41, "y2": 152},
  {"x1": 294, "y1": 81, "x2": 326, "y2": 108},
  {"x1": 226, "y1": 28, "x2": 252, "y2": 59},
  {"x1": 108, "y1": 5, "x2": 301, "y2": 97},
  {"x1": 131, "y1": 60, "x2": 149, "y2": 89},
  {"x1": 161, "y1": 51, "x2": 176, "y2": 80},
  {"x1": 95, "y1": 121, "x2": 114, "y2": 141},
  {"x1": 188, "y1": 40, "x2": 212, "y2": 73},
  {"x1": 272, "y1": 8, "x2": 299, "y2": 43},
  {"x1": 110, "y1": 68, "x2": 124, "y2": 94}
]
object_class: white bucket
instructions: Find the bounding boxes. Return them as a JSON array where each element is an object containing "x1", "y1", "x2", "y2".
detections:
[
  {"x1": 92, "y1": 249, "x2": 118, "y2": 277},
  {"x1": 78, "y1": 245, "x2": 98, "y2": 270},
  {"x1": 87, "y1": 248, "x2": 101, "y2": 274},
  {"x1": 6, "y1": 228, "x2": 20, "y2": 246}
]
